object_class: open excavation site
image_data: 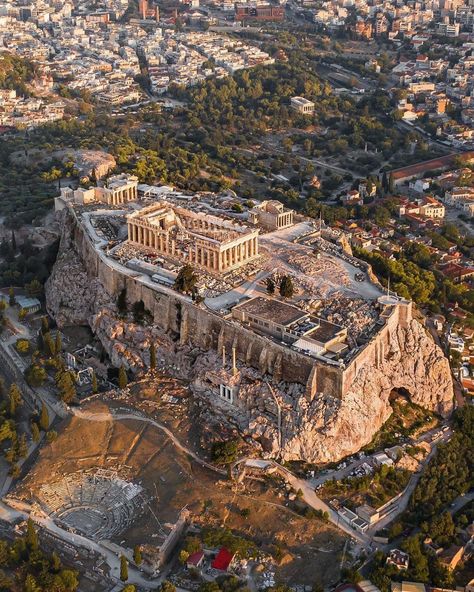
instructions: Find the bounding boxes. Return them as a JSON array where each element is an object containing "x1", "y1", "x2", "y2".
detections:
[{"x1": 10, "y1": 395, "x2": 346, "y2": 586}]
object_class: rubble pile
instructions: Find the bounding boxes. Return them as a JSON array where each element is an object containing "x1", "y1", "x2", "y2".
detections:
[{"x1": 320, "y1": 297, "x2": 380, "y2": 345}]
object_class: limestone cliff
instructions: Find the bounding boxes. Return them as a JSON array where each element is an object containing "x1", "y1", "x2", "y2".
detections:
[{"x1": 46, "y1": 211, "x2": 454, "y2": 463}]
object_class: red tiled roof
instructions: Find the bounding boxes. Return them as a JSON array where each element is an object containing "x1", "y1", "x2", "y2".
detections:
[
  {"x1": 390, "y1": 152, "x2": 474, "y2": 180},
  {"x1": 187, "y1": 551, "x2": 204, "y2": 566},
  {"x1": 211, "y1": 548, "x2": 234, "y2": 571}
]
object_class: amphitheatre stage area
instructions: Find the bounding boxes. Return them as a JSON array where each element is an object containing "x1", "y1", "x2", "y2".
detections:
[{"x1": 38, "y1": 468, "x2": 144, "y2": 540}]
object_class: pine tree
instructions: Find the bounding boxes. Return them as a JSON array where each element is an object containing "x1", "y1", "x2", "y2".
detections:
[
  {"x1": 41, "y1": 316, "x2": 49, "y2": 334},
  {"x1": 8, "y1": 287, "x2": 15, "y2": 306},
  {"x1": 31, "y1": 422, "x2": 40, "y2": 443},
  {"x1": 56, "y1": 371, "x2": 76, "y2": 403},
  {"x1": 149, "y1": 343, "x2": 156, "y2": 371},
  {"x1": 26, "y1": 518, "x2": 38, "y2": 551},
  {"x1": 120, "y1": 555, "x2": 129, "y2": 582},
  {"x1": 39, "y1": 403, "x2": 49, "y2": 431},
  {"x1": 8, "y1": 384, "x2": 22, "y2": 417},
  {"x1": 36, "y1": 330, "x2": 44, "y2": 353},
  {"x1": 117, "y1": 288, "x2": 128, "y2": 316},
  {"x1": 51, "y1": 551, "x2": 61, "y2": 572},
  {"x1": 279, "y1": 275, "x2": 294, "y2": 299},
  {"x1": 91, "y1": 371, "x2": 98, "y2": 394},
  {"x1": 118, "y1": 366, "x2": 128, "y2": 390},
  {"x1": 55, "y1": 332, "x2": 62, "y2": 353},
  {"x1": 133, "y1": 545, "x2": 142, "y2": 566},
  {"x1": 18, "y1": 434, "x2": 28, "y2": 458},
  {"x1": 24, "y1": 574, "x2": 40, "y2": 592},
  {"x1": 44, "y1": 332, "x2": 56, "y2": 357},
  {"x1": 266, "y1": 277, "x2": 275, "y2": 295},
  {"x1": 11, "y1": 231, "x2": 16, "y2": 253}
]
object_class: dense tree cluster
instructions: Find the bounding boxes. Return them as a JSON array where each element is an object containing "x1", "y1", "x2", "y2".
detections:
[
  {"x1": 0, "y1": 519, "x2": 79, "y2": 591},
  {"x1": 409, "y1": 406, "x2": 473, "y2": 522},
  {"x1": 0, "y1": 53, "x2": 35, "y2": 96}
]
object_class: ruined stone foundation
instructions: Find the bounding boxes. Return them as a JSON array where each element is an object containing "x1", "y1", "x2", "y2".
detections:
[{"x1": 45, "y1": 210, "x2": 454, "y2": 463}]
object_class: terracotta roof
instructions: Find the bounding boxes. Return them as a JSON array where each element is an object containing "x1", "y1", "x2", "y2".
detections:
[
  {"x1": 390, "y1": 152, "x2": 474, "y2": 180},
  {"x1": 211, "y1": 547, "x2": 235, "y2": 571},
  {"x1": 187, "y1": 551, "x2": 204, "y2": 566}
]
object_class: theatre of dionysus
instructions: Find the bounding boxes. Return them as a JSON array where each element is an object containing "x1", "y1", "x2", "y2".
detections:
[{"x1": 126, "y1": 202, "x2": 260, "y2": 273}]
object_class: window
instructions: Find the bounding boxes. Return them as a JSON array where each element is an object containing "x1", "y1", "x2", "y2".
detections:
[{"x1": 219, "y1": 384, "x2": 234, "y2": 404}]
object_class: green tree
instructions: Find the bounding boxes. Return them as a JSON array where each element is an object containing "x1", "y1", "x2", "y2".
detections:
[
  {"x1": 120, "y1": 555, "x2": 129, "y2": 582},
  {"x1": 118, "y1": 366, "x2": 128, "y2": 390},
  {"x1": 198, "y1": 583, "x2": 220, "y2": 592},
  {"x1": 149, "y1": 342, "x2": 156, "y2": 370},
  {"x1": 8, "y1": 383, "x2": 22, "y2": 416},
  {"x1": 56, "y1": 370, "x2": 76, "y2": 403},
  {"x1": 51, "y1": 550, "x2": 61, "y2": 572},
  {"x1": 174, "y1": 264, "x2": 197, "y2": 295},
  {"x1": 25, "y1": 574, "x2": 41, "y2": 592},
  {"x1": 123, "y1": 586, "x2": 137, "y2": 592},
  {"x1": 266, "y1": 277, "x2": 275, "y2": 295},
  {"x1": 26, "y1": 517, "x2": 39, "y2": 551},
  {"x1": 31, "y1": 421, "x2": 40, "y2": 443},
  {"x1": 161, "y1": 581, "x2": 177, "y2": 592},
  {"x1": 18, "y1": 433, "x2": 28, "y2": 458},
  {"x1": 211, "y1": 439, "x2": 239, "y2": 464},
  {"x1": 59, "y1": 569, "x2": 79, "y2": 591},
  {"x1": 41, "y1": 316, "x2": 49, "y2": 334},
  {"x1": 39, "y1": 402, "x2": 49, "y2": 431},
  {"x1": 55, "y1": 331, "x2": 62, "y2": 353},
  {"x1": 8, "y1": 287, "x2": 15, "y2": 306},
  {"x1": 117, "y1": 287, "x2": 128, "y2": 316},
  {"x1": 133, "y1": 544, "x2": 142, "y2": 565},
  {"x1": 279, "y1": 275, "x2": 294, "y2": 299},
  {"x1": 91, "y1": 370, "x2": 98, "y2": 394},
  {"x1": 25, "y1": 363, "x2": 47, "y2": 387},
  {"x1": 25, "y1": 278, "x2": 42, "y2": 298},
  {"x1": 43, "y1": 332, "x2": 56, "y2": 357},
  {"x1": 15, "y1": 338, "x2": 30, "y2": 354}
]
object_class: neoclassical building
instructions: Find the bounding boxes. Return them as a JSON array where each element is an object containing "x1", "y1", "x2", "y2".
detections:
[{"x1": 127, "y1": 203, "x2": 259, "y2": 273}]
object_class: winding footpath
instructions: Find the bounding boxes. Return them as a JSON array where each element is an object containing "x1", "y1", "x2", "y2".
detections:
[{"x1": 72, "y1": 407, "x2": 227, "y2": 476}]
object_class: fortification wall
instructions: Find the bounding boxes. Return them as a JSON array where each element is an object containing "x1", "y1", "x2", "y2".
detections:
[
  {"x1": 342, "y1": 301, "x2": 412, "y2": 393},
  {"x1": 72, "y1": 212, "x2": 345, "y2": 397}
]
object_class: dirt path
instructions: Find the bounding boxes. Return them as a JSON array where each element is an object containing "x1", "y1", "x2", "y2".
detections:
[{"x1": 72, "y1": 408, "x2": 227, "y2": 476}]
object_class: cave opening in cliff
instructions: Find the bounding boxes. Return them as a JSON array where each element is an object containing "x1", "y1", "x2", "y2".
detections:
[{"x1": 389, "y1": 387, "x2": 412, "y2": 402}]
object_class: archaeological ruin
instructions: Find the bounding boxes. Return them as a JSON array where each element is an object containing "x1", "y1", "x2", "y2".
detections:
[
  {"x1": 127, "y1": 202, "x2": 259, "y2": 273},
  {"x1": 45, "y1": 184, "x2": 455, "y2": 462}
]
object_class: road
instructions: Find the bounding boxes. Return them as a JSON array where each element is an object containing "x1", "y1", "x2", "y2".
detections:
[
  {"x1": 269, "y1": 462, "x2": 371, "y2": 546},
  {"x1": 448, "y1": 490, "x2": 474, "y2": 515}
]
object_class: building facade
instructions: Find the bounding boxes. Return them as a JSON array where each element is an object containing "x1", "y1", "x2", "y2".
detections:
[
  {"x1": 127, "y1": 202, "x2": 259, "y2": 273},
  {"x1": 249, "y1": 200, "x2": 294, "y2": 231},
  {"x1": 55, "y1": 174, "x2": 138, "y2": 209},
  {"x1": 290, "y1": 96, "x2": 315, "y2": 114}
]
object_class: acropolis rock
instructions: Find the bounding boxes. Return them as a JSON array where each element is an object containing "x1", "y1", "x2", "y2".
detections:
[{"x1": 45, "y1": 209, "x2": 454, "y2": 463}]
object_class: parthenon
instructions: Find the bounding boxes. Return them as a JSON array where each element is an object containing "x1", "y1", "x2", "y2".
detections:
[{"x1": 127, "y1": 202, "x2": 259, "y2": 273}]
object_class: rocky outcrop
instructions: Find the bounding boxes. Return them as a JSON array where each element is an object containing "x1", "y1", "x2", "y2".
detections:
[{"x1": 45, "y1": 210, "x2": 454, "y2": 463}]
